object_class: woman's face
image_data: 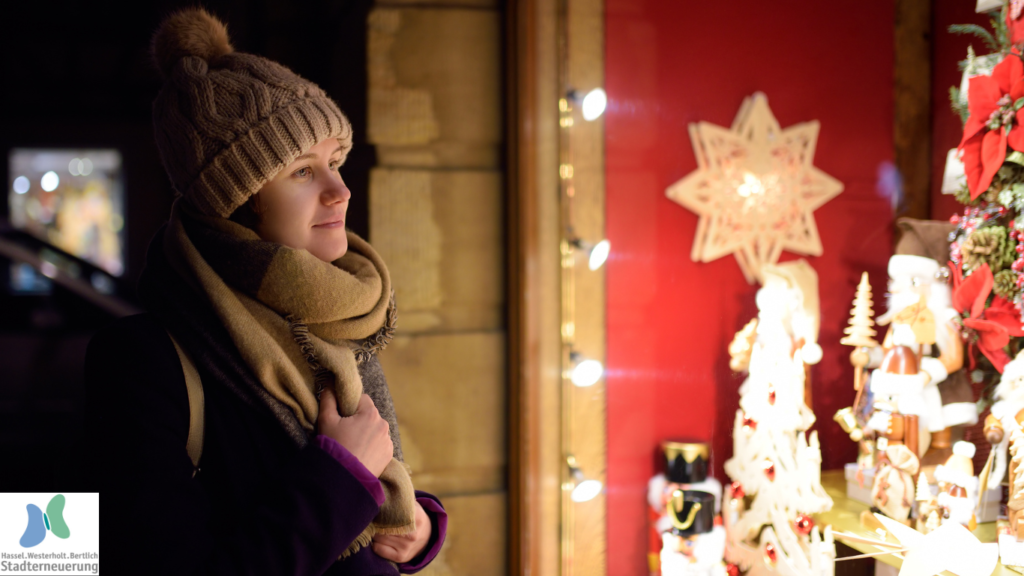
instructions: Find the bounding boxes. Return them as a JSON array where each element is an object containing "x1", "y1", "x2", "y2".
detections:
[{"x1": 254, "y1": 138, "x2": 351, "y2": 262}]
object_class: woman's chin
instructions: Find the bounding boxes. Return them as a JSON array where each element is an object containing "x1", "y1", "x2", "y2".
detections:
[{"x1": 310, "y1": 239, "x2": 349, "y2": 263}]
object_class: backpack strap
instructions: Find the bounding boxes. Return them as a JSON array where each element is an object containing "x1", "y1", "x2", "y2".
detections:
[{"x1": 166, "y1": 331, "x2": 204, "y2": 478}]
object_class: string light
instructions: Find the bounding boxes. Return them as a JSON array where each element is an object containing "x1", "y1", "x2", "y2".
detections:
[
  {"x1": 581, "y1": 88, "x2": 607, "y2": 121},
  {"x1": 572, "y1": 479, "x2": 603, "y2": 502},
  {"x1": 568, "y1": 237, "x2": 611, "y2": 270},
  {"x1": 567, "y1": 88, "x2": 608, "y2": 122},
  {"x1": 566, "y1": 455, "x2": 603, "y2": 502},
  {"x1": 588, "y1": 239, "x2": 610, "y2": 270},
  {"x1": 561, "y1": 86, "x2": 607, "y2": 524},
  {"x1": 559, "y1": 12, "x2": 607, "y2": 570},
  {"x1": 569, "y1": 352, "x2": 604, "y2": 387}
]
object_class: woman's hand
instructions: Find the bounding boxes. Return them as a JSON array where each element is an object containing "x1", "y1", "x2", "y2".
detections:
[
  {"x1": 317, "y1": 390, "x2": 393, "y2": 478},
  {"x1": 372, "y1": 501, "x2": 432, "y2": 564}
]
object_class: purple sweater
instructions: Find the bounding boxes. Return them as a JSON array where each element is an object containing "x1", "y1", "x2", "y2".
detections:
[{"x1": 314, "y1": 435, "x2": 446, "y2": 573}]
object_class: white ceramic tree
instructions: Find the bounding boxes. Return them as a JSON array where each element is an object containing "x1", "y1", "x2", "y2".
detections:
[{"x1": 723, "y1": 263, "x2": 834, "y2": 576}]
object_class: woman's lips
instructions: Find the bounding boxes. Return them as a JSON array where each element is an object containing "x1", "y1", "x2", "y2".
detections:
[{"x1": 313, "y1": 218, "x2": 345, "y2": 228}]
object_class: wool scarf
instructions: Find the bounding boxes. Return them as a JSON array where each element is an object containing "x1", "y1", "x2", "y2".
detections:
[{"x1": 142, "y1": 200, "x2": 416, "y2": 557}]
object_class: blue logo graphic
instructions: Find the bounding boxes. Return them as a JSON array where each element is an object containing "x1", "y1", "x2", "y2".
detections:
[{"x1": 19, "y1": 494, "x2": 70, "y2": 547}]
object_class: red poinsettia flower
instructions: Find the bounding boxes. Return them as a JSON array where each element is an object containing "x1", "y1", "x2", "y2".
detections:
[
  {"x1": 950, "y1": 261, "x2": 1024, "y2": 372},
  {"x1": 959, "y1": 52, "x2": 1024, "y2": 199}
]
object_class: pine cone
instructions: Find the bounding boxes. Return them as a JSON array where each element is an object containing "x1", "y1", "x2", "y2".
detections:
[
  {"x1": 994, "y1": 269, "x2": 1020, "y2": 300},
  {"x1": 961, "y1": 226, "x2": 1015, "y2": 272}
]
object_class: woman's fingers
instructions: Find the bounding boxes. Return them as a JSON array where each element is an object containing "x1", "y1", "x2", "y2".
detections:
[
  {"x1": 368, "y1": 541, "x2": 399, "y2": 557},
  {"x1": 320, "y1": 386, "x2": 337, "y2": 410},
  {"x1": 373, "y1": 537, "x2": 416, "y2": 563},
  {"x1": 317, "y1": 386, "x2": 338, "y2": 429},
  {"x1": 371, "y1": 503, "x2": 430, "y2": 562},
  {"x1": 356, "y1": 393, "x2": 377, "y2": 415},
  {"x1": 316, "y1": 391, "x2": 392, "y2": 476}
]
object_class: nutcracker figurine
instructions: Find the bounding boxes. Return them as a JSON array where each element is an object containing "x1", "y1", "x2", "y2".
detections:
[{"x1": 648, "y1": 442, "x2": 725, "y2": 576}]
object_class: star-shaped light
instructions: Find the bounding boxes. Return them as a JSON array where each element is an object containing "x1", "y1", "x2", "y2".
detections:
[{"x1": 666, "y1": 93, "x2": 843, "y2": 283}]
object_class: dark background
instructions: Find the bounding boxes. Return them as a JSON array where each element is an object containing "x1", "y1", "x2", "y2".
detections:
[{"x1": 0, "y1": 0, "x2": 374, "y2": 491}]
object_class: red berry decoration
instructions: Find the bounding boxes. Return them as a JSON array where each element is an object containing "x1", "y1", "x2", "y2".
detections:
[
  {"x1": 794, "y1": 514, "x2": 814, "y2": 536},
  {"x1": 742, "y1": 415, "x2": 758, "y2": 430},
  {"x1": 1016, "y1": 243, "x2": 1024, "y2": 254},
  {"x1": 950, "y1": 214, "x2": 960, "y2": 224},
  {"x1": 767, "y1": 384, "x2": 776, "y2": 406},
  {"x1": 1014, "y1": 259, "x2": 1024, "y2": 272},
  {"x1": 730, "y1": 481, "x2": 745, "y2": 500},
  {"x1": 764, "y1": 542, "x2": 778, "y2": 566},
  {"x1": 763, "y1": 459, "x2": 776, "y2": 482},
  {"x1": 726, "y1": 563, "x2": 741, "y2": 576}
]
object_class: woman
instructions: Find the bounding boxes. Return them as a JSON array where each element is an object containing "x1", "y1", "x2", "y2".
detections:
[{"x1": 82, "y1": 8, "x2": 445, "y2": 575}]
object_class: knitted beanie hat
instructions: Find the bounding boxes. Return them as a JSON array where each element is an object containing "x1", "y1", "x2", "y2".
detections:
[{"x1": 150, "y1": 8, "x2": 351, "y2": 218}]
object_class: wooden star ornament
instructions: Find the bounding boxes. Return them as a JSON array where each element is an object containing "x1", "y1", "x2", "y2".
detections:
[{"x1": 666, "y1": 93, "x2": 844, "y2": 284}]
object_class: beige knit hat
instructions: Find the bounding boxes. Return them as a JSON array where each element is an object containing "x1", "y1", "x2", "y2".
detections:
[{"x1": 150, "y1": 8, "x2": 352, "y2": 217}]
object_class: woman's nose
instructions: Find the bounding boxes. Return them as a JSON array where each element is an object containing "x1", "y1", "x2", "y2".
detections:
[{"x1": 323, "y1": 176, "x2": 351, "y2": 205}]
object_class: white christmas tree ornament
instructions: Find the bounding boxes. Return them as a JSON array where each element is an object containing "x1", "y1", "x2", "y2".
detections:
[{"x1": 723, "y1": 261, "x2": 835, "y2": 576}]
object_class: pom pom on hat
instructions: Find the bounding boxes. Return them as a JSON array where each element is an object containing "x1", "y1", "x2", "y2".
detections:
[
  {"x1": 935, "y1": 443, "x2": 978, "y2": 486},
  {"x1": 953, "y1": 441, "x2": 976, "y2": 459},
  {"x1": 151, "y1": 8, "x2": 233, "y2": 79}
]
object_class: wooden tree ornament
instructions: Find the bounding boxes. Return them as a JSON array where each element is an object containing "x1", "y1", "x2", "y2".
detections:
[
  {"x1": 666, "y1": 93, "x2": 844, "y2": 283},
  {"x1": 841, "y1": 272, "x2": 880, "y2": 348},
  {"x1": 841, "y1": 272, "x2": 879, "y2": 410}
]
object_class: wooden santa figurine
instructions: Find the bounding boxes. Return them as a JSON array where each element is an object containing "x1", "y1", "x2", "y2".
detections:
[
  {"x1": 836, "y1": 220, "x2": 976, "y2": 471},
  {"x1": 874, "y1": 219, "x2": 977, "y2": 472}
]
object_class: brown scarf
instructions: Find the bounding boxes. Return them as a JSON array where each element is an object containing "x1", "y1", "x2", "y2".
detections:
[{"x1": 164, "y1": 200, "x2": 416, "y2": 556}]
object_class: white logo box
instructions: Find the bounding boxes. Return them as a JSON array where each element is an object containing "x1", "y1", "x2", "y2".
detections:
[{"x1": 0, "y1": 493, "x2": 99, "y2": 575}]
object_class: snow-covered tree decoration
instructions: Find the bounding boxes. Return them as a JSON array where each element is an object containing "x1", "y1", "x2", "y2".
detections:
[{"x1": 723, "y1": 261, "x2": 835, "y2": 576}]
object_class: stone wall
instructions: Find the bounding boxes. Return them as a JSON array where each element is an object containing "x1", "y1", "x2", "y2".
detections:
[{"x1": 367, "y1": 3, "x2": 506, "y2": 574}]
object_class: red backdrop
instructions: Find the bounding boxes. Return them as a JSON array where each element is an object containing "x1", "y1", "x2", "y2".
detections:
[{"x1": 605, "y1": 1, "x2": 895, "y2": 572}]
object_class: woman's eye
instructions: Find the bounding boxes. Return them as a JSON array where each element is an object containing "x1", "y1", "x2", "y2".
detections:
[{"x1": 294, "y1": 167, "x2": 312, "y2": 178}]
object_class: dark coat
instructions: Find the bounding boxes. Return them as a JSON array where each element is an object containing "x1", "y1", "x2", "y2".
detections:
[{"x1": 82, "y1": 313, "x2": 439, "y2": 576}]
